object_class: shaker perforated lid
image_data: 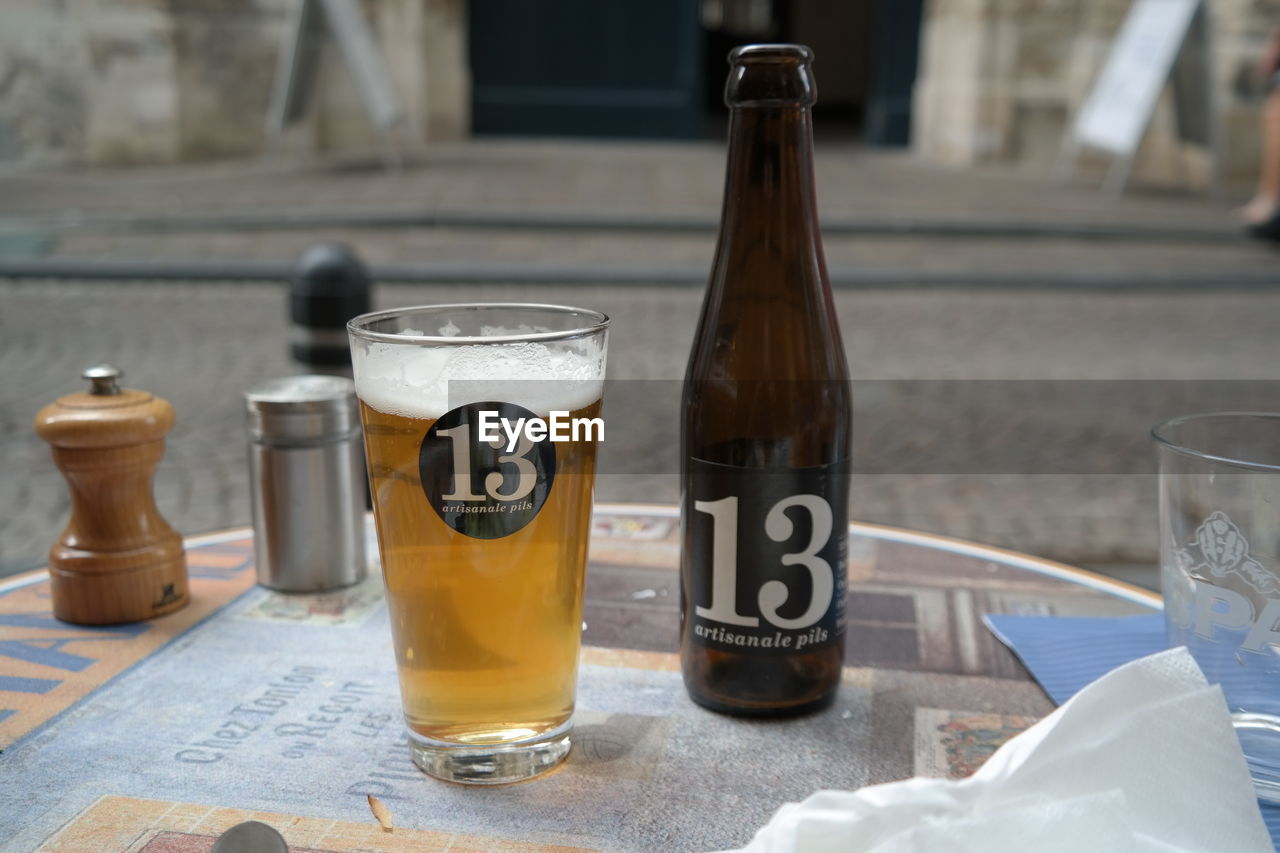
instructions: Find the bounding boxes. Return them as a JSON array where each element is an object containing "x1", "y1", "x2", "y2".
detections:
[{"x1": 245, "y1": 375, "x2": 358, "y2": 443}]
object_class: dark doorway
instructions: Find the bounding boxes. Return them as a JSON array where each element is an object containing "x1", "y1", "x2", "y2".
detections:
[
  {"x1": 701, "y1": 1, "x2": 872, "y2": 140},
  {"x1": 468, "y1": 0, "x2": 922, "y2": 146},
  {"x1": 865, "y1": 0, "x2": 925, "y2": 146},
  {"x1": 469, "y1": 0, "x2": 704, "y2": 138}
]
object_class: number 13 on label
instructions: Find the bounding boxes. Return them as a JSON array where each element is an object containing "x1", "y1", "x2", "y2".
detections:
[{"x1": 695, "y1": 495, "x2": 834, "y2": 630}]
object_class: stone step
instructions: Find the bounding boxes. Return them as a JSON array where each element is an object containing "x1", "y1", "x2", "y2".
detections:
[{"x1": 5, "y1": 226, "x2": 1272, "y2": 289}]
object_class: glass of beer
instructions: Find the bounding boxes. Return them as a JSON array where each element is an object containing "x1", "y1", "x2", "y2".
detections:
[{"x1": 347, "y1": 304, "x2": 608, "y2": 784}]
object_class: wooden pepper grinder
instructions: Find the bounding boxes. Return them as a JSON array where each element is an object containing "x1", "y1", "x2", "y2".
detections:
[{"x1": 34, "y1": 365, "x2": 188, "y2": 625}]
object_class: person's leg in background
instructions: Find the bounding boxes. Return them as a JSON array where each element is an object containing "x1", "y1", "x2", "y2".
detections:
[
  {"x1": 1243, "y1": 28, "x2": 1280, "y2": 238},
  {"x1": 1242, "y1": 90, "x2": 1280, "y2": 223}
]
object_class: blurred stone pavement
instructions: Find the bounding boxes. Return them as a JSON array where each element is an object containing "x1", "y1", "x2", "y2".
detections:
[{"x1": 3, "y1": 139, "x2": 1280, "y2": 586}]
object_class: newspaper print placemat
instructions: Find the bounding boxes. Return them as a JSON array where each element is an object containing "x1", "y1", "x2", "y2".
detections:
[{"x1": 2, "y1": 507, "x2": 1147, "y2": 852}]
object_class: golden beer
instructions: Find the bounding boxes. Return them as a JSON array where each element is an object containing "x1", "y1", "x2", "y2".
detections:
[
  {"x1": 359, "y1": 398, "x2": 601, "y2": 744},
  {"x1": 348, "y1": 303, "x2": 608, "y2": 784}
]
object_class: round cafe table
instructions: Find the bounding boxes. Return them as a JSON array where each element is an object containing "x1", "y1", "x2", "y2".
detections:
[{"x1": 0, "y1": 503, "x2": 1157, "y2": 853}]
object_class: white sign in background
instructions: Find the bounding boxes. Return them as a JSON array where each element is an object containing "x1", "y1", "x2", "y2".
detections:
[{"x1": 1073, "y1": 0, "x2": 1201, "y2": 155}]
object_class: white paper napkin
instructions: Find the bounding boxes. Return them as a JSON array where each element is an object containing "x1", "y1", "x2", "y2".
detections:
[{"x1": 721, "y1": 647, "x2": 1272, "y2": 853}]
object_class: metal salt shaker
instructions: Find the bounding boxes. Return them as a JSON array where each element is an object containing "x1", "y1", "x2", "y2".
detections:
[{"x1": 245, "y1": 376, "x2": 367, "y2": 592}]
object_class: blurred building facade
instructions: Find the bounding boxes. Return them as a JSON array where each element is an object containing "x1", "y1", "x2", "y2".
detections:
[
  {"x1": 0, "y1": 0, "x2": 468, "y2": 167},
  {"x1": 914, "y1": 0, "x2": 1277, "y2": 188},
  {"x1": 0, "y1": 0, "x2": 1272, "y2": 189}
]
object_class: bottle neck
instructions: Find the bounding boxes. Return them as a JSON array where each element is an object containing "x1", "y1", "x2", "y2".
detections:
[{"x1": 717, "y1": 105, "x2": 820, "y2": 255}]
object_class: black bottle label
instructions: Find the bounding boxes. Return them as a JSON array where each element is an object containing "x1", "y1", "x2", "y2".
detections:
[{"x1": 684, "y1": 457, "x2": 848, "y2": 654}]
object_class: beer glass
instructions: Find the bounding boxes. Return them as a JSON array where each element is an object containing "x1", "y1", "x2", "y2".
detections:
[
  {"x1": 348, "y1": 304, "x2": 608, "y2": 784},
  {"x1": 1155, "y1": 412, "x2": 1280, "y2": 801}
]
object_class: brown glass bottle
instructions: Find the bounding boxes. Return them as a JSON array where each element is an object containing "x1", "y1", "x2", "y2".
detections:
[{"x1": 680, "y1": 44, "x2": 852, "y2": 717}]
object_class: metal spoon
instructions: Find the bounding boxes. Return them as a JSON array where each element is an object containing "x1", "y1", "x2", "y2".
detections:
[{"x1": 211, "y1": 820, "x2": 289, "y2": 853}]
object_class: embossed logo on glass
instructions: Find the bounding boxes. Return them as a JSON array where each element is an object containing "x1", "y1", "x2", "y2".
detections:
[
  {"x1": 1169, "y1": 511, "x2": 1280, "y2": 652},
  {"x1": 1176, "y1": 511, "x2": 1277, "y2": 594}
]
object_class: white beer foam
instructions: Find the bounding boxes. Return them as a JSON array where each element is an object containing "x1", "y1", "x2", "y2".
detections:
[{"x1": 353, "y1": 337, "x2": 604, "y2": 419}]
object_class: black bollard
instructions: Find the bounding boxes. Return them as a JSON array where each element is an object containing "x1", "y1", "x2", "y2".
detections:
[
  {"x1": 289, "y1": 242, "x2": 375, "y2": 509},
  {"x1": 290, "y1": 242, "x2": 372, "y2": 375}
]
